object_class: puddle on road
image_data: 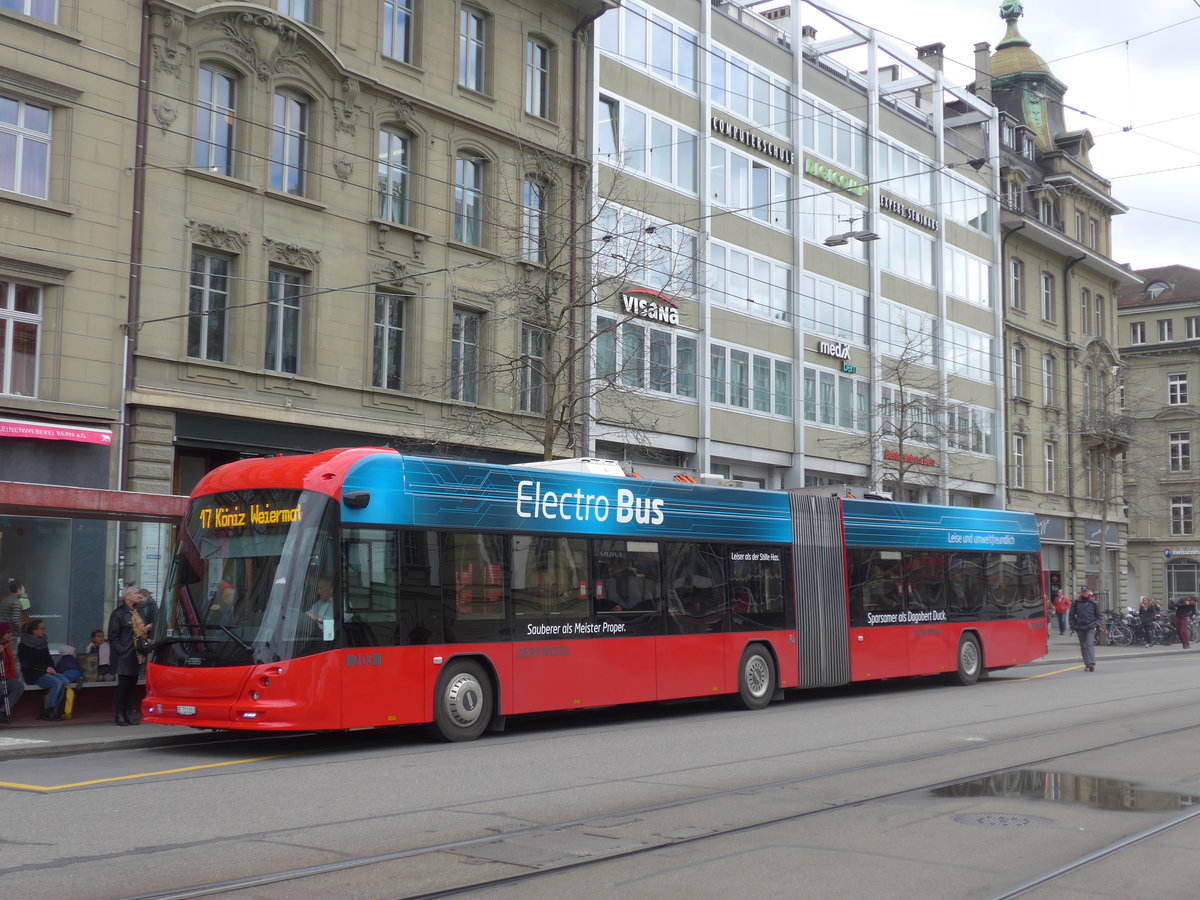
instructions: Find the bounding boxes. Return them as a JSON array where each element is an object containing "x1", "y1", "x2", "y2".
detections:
[{"x1": 932, "y1": 769, "x2": 1200, "y2": 812}]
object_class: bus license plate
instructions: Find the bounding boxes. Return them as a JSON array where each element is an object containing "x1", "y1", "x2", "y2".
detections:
[{"x1": 176, "y1": 705, "x2": 197, "y2": 716}]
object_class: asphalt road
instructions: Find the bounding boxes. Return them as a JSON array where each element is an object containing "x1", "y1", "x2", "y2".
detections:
[{"x1": 3, "y1": 650, "x2": 1200, "y2": 899}]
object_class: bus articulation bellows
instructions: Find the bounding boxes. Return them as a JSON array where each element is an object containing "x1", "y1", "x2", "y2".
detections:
[{"x1": 143, "y1": 448, "x2": 1046, "y2": 741}]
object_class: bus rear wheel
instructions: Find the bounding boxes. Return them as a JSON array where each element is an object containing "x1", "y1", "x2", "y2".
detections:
[
  {"x1": 432, "y1": 660, "x2": 492, "y2": 742},
  {"x1": 952, "y1": 634, "x2": 982, "y2": 685},
  {"x1": 736, "y1": 643, "x2": 775, "y2": 710}
]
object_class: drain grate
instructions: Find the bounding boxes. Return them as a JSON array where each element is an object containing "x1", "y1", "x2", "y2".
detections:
[{"x1": 953, "y1": 812, "x2": 1054, "y2": 829}]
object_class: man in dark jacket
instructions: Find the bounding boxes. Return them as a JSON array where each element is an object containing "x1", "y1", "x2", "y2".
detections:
[{"x1": 1069, "y1": 587, "x2": 1101, "y2": 672}]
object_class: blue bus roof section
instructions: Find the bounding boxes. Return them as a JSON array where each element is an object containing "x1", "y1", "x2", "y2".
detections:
[
  {"x1": 340, "y1": 455, "x2": 795, "y2": 543},
  {"x1": 841, "y1": 499, "x2": 1041, "y2": 553}
]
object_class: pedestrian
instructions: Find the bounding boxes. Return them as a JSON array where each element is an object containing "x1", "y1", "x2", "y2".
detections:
[
  {"x1": 1138, "y1": 596, "x2": 1160, "y2": 647},
  {"x1": 1069, "y1": 587, "x2": 1101, "y2": 672},
  {"x1": 17, "y1": 619, "x2": 73, "y2": 719},
  {"x1": 108, "y1": 586, "x2": 152, "y2": 726},
  {"x1": 1173, "y1": 595, "x2": 1196, "y2": 649},
  {"x1": 137, "y1": 587, "x2": 158, "y2": 631},
  {"x1": 1, "y1": 622, "x2": 25, "y2": 724},
  {"x1": 1, "y1": 578, "x2": 26, "y2": 632},
  {"x1": 85, "y1": 629, "x2": 112, "y2": 679},
  {"x1": 1051, "y1": 590, "x2": 1070, "y2": 635}
]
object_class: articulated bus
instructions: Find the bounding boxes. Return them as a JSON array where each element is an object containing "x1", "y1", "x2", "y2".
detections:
[{"x1": 144, "y1": 448, "x2": 1046, "y2": 740}]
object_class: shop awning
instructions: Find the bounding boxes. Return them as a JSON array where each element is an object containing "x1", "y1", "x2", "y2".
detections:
[
  {"x1": 0, "y1": 416, "x2": 113, "y2": 445},
  {"x1": 0, "y1": 482, "x2": 187, "y2": 523}
]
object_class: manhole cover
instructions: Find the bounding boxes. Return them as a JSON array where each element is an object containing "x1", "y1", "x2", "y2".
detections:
[{"x1": 953, "y1": 812, "x2": 1053, "y2": 829}]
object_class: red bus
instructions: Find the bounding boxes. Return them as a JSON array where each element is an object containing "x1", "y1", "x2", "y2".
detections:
[{"x1": 143, "y1": 449, "x2": 1046, "y2": 740}]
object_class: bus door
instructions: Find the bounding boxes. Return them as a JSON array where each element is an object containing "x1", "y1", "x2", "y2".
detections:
[
  {"x1": 903, "y1": 550, "x2": 952, "y2": 675},
  {"x1": 847, "y1": 549, "x2": 910, "y2": 680},
  {"x1": 338, "y1": 529, "x2": 436, "y2": 727},
  {"x1": 658, "y1": 542, "x2": 726, "y2": 699}
]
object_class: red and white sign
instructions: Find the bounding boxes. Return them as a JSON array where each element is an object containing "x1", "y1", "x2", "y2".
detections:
[{"x1": 0, "y1": 417, "x2": 112, "y2": 446}]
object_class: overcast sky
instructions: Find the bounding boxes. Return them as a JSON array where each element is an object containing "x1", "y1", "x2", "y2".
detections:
[{"x1": 773, "y1": 0, "x2": 1200, "y2": 273}]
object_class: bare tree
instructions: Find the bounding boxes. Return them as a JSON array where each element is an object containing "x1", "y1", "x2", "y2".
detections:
[
  {"x1": 420, "y1": 149, "x2": 694, "y2": 461},
  {"x1": 817, "y1": 318, "x2": 954, "y2": 499}
]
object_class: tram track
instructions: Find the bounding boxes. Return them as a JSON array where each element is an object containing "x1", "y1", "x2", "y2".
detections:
[{"x1": 112, "y1": 710, "x2": 1200, "y2": 900}]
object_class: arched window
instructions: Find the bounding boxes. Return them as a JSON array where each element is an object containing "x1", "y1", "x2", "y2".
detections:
[{"x1": 377, "y1": 128, "x2": 411, "y2": 224}]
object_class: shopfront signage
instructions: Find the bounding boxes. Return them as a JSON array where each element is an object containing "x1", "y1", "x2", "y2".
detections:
[
  {"x1": 817, "y1": 339, "x2": 851, "y2": 360},
  {"x1": 804, "y1": 157, "x2": 868, "y2": 196},
  {"x1": 622, "y1": 289, "x2": 679, "y2": 325},
  {"x1": 880, "y1": 193, "x2": 939, "y2": 231},
  {"x1": 0, "y1": 416, "x2": 112, "y2": 445},
  {"x1": 711, "y1": 116, "x2": 794, "y2": 164},
  {"x1": 884, "y1": 449, "x2": 937, "y2": 467}
]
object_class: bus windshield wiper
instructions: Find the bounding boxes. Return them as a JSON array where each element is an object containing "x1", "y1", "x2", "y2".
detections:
[{"x1": 218, "y1": 623, "x2": 254, "y2": 653}]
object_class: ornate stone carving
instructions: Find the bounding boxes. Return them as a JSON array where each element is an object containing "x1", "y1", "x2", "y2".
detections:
[
  {"x1": 332, "y1": 154, "x2": 354, "y2": 182},
  {"x1": 215, "y1": 12, "x2": 308, "y2": 81},
  {"x1": 335, "y1": 77, "x2": 359, "y2": 135},
  {"x1": 390, "y1": 97, "x2": 415, "y2": 125},
  {"x1": 152, "y1": 100, "x2": 178, "y2": 134},
  {"x1": 186, "y1": 220, "x2": 249, "y2": 253},
  {"x1": 372, "y1": 259, "x2": 409, "y2": 285},
  {"x1": 263, "y1": 237, "x2": 320, "y2": 269},
  {"x1": 152, "y1": 9, "x2": 186, "y2": 78}
]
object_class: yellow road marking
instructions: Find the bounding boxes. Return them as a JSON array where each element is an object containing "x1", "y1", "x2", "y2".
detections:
[{"x1": 0, "y1": 752, "x2": 298, "y2": 792}]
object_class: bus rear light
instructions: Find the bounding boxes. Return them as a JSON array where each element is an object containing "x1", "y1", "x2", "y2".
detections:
[{"x1": 251, "y1": 691, "x2": 260, "y2": 701}]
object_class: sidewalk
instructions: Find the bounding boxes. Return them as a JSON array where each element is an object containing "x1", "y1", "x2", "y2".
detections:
[{"x1": 1, "y1": 633, "x2": 1192, "y2": 762}]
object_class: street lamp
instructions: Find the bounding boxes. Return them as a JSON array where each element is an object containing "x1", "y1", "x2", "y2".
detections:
[{"x1": 824, "y1": 215, "x2": 879, "y2": 247}]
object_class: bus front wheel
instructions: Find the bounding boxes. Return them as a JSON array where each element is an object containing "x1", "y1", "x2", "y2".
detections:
[
  {"x1": 952, "y1": 634, "x2": 982, "y2": 685},
  {"x1": 736, "y1": 644, "x2": 775, "y2": 710},
  {"x1": 432, "y1": 660, "x2": 492, "y2": 742}
]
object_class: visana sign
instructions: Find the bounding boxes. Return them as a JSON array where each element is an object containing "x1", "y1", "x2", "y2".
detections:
[{"x1": 622, "y1": 289, "x2": 679, "y2": 325}]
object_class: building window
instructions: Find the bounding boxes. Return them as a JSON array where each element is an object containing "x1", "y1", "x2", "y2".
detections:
[
  {"x1": 711, "y1": 343, "x2": 792, "y2": 416},
  {"x1": 1170, "y1": 431, "x2": 1191, "y2": 473},
  {"x1": 1089, "y1": 218, "x2": 1099, "y2": 249},
  {"x1": 0, "y1": 278, "x2": 40, "y2": 396},
  {"x1": 383, "y1": 0, "x2": 414, "y2": 64},
  {"x1": 1171, "y1": 495, "x2": 1194, "y2": 536},
  {"x1": 458, "y1": 7, "x2": 488, "y2": 93},
  {"x1": 525, "y1": 38, "x2": 551, "y2": 119},
  {"x1": 1010, "y1": 344, "x2": 1025, "y2": 398},
  {"x1": 277, "y1": 0, "x2": 312, "y2": 22},
  {"x1": 1042, "y1": 355, "x2": 1056, "y2": 406},
  {"x1": 270, "y1": 91, "x2": 308, "y2": 195},
  {"x1": 710, "y1": 142, "x2": 787, "y2": 228},
  {"x1": 1159, "y1": 319, "x2": 1174, "y2": 342},
  {"x1": 1082, "y1": 366, "x2": 1092, "y2": 410},
  {"x1": 1074, "y1": 211, "x2": 1083, "y2": 241},
  {"x1": 4, "y1": 0, "x2": 56, "y2": 23},
  {"x1": 1079, "y1": 288, "x2": 1091, "y2": 335},
  {"x1": 265, "y1": 268, "x2": 303, "y2": 374},
  {"x1": 599, "y1": 95, "x2": 697, "y2": 196},
  {"x1": 1011, "y1": 434, "x2": 1026, "y2": 488},
  {"x1": 1169, "y1": 372, "x2": 1188, "y2": 405},
  {"x1": 597, "y1": 3, "x2": 698, "y2": 94},
  {"x1": 594, "y1": 204, "x2": 698, "y2": 296},
  {"x1": 451, "y1": 309, "x2": 480, "y2": 403},
  {"x1": 454, "y1": 153, "x2": 484, "y2": 246},
  {"x1": 377, "y1": 128, "x2": 410, "y2": 225},
  {"x1": 596, "y1": 316, "x2": 697, "y2": 399},
  {"x1": 1039, "y1": 273, "x2": 1054, "y2": 322},
  {"x1": 521, "y1": 177, "x2": 547, "y2": 265},
  {"x1": 711, "y1": 241, "x2": 795, "y2": 324},
  {"x1": 1130, "y1": 321, "x2": 1145, "y2": 344},
  {"x1": 1009, "y1": 258, "x2": 1024, "y2": 310},
  {"x1": 1044, "y1": 441, "x2": 1057, "y2": 493},
  {"x1": 187, "y1": 251, "x2": 229, "y2": 362},
  {"x1": 945, "y1": 323, "x2": 994, "y2": 383},
  {"x1": 372, "y1": 291, "x2": 406, "y2": 391},
  {"x1": 194, "y1": 66, "x2": 236, "y2": 176},
  {"x1": 1095, "y1": 294, "x2": 1105, "y2": 337},
  {"x1": 520, "y1": 324, "x2": 547, "y2": 414},
  {"x1": 1187, "y1": 316, "x2": 1200, "y2": 340},
  {"x1": 0, "y1": 94, "x2": 50, "y2": 199}
]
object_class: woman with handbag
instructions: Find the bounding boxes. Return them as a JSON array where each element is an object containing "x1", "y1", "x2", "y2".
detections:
[
  {"x1": 108, "y1": 586, "x2": 152, "y2": 726},
  {"x1": 17, "y1": 619, "x2": 73, "y2": 720}
]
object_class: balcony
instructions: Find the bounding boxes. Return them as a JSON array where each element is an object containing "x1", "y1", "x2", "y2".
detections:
[{"x1": 1078, "y1": 409, "x2": 1133, "y2": 446}]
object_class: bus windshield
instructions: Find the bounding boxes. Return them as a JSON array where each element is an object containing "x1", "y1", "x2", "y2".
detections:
[{"x1": 155, "y1": 488, "x2": 338, "y2": 668}]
